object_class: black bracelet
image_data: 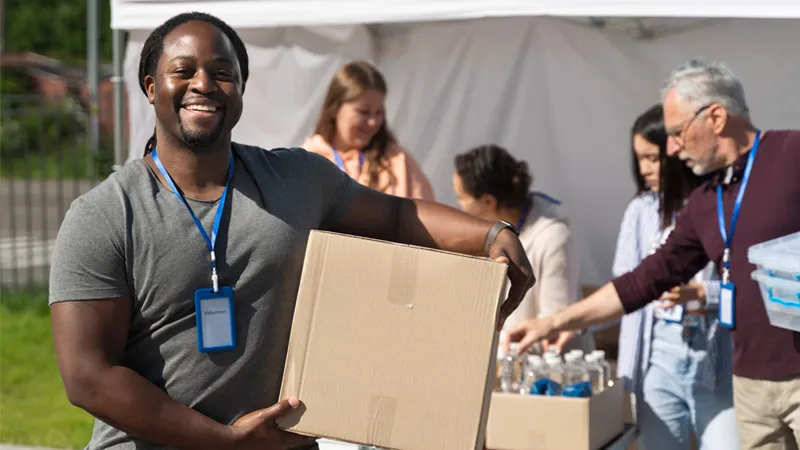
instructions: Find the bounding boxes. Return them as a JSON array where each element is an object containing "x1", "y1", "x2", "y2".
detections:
[{"x1": 484, "y1": 220, "x2": 516, "y2": 255}]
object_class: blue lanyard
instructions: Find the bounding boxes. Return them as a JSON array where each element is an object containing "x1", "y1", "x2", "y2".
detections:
[
  {"x1": 152, "y1": 148, "x2": 234, "y2": 292},
  {"x1": 716, "y1": 129, "x2": 761, "y2": 282},
  {"x1": 516, "y1": 200, "x2": 531, "y2": 232},
  {"x1": 516, "y1": 192, "x2": 560, "y2": 232},
  {"x1": 531, "y1": 191, "x2": 562, "y2": 206},
  {"x1": 332, "y1": 148, "x2": 365, "y2": 178}
]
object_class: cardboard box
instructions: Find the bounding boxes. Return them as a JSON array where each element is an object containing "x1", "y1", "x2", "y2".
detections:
[
  {"x1": 486, "y1": 382, "x2": 625, "y2": 450},
  {"x1": 278, "y1": 231, "x2": 508, "y2": 450}
]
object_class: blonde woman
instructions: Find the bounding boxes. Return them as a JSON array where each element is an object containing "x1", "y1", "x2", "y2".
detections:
[{"x1": 303, "y1": 60, "x2": 435, "y2": 201}]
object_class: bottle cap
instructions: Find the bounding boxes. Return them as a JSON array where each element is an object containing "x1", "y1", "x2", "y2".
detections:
[
  {"x1": 527, "y1": 354, "x2": 544, "y2": 365},
  {"x1": 544, "y1": 352, "x2": 561, "y2": 363}
]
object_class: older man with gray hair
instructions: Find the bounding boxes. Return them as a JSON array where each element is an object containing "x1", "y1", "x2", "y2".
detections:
[{"x1": 503, "y1": 58, "x2": 800, "y2": 449}]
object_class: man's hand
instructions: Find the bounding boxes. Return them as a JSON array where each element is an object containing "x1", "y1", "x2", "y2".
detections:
[
  {"x1": 501, "y1": 326, "x2": 574, "y2": 355},
  {"x1": 545, "y1": 331, "x2": 577, "y2": 354},
  {"x1": 502, "y1": 316, "x2": 558, "y2": 354},
  {"x1": 229, "y1": 398, "x2": 315, "y2": 450},
  {"x1": 656, "y1": 281, "x2": 706, "y2": 313},
  {"x1": 489, "y1": 229, "x2": 535, "y2": 331},
  {"x1": 504, "y1": 283, "x2": 627, "y2": 354}
]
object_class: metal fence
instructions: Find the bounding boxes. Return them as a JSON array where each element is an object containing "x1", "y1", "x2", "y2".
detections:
[{"x1": 1, "y1": 95, "x2": 109, "y2": 289}]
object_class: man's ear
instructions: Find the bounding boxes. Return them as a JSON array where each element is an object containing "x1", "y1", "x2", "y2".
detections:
[
  {"x1": 144, "y1": 75, "x2": 156, "y2": 105},
  {"x1": 709, "y1": 103, "x2": 728, "y2": 136}
]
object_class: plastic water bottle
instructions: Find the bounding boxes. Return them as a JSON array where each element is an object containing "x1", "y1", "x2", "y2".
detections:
[
  {"x1": 542, "y1": 351, "x2": 564, "y2": 395},
  {"x1": 495, "y1": 346, "x2": 506, "y2": 392},
  {"x1": 584, "y1": 353, "x2": 604, "y2": 393},
  {"x1": 520, "y1": 354, "x2": 546, "y2": 394},
  {"x1": 567, "y1": 349, "x2": 586, "y2": 371},
  {"x1": 591, "y1": 350, "x2": 612, "y2": 388},
  {"x1": 568, "y1": 349, "x2": 585, "y2": 360},
  {"x1": 501, "y1": 343, "x2": 523, "y2": 393},
  {"x1": 562, "y1": 352, "x2": 592, "y2": 397},
  {"x1": 562, "y1": 352, "x2": 589, "y2": 385}
]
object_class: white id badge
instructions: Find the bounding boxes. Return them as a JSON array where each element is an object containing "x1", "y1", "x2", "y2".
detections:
[
  {"x1": 720, "y1": 283, "x2": 735, "y2": 329},
  {"x1": 194, "y1": 286, "x2": 236, "y2": 353},
  {"x1": 655, "y1": 302, "x2": 685, "y2": 323}
]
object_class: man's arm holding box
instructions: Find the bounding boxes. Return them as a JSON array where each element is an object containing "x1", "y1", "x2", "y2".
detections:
[{"x1": 327, "y1": 183, "x2": 536, "y2": 330}]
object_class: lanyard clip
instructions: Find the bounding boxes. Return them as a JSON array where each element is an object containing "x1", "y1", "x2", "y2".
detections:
[
  {"x1": 212, "y1": 270, "x2": 219, "y2": 293},
  {"x1": 210, "y1": 250, "x2": 219, "y2": 293}
]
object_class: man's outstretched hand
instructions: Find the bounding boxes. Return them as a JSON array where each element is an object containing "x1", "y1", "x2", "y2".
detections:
[{"x1": 502, "y1": 316, "x2": 559, "y2": 353}]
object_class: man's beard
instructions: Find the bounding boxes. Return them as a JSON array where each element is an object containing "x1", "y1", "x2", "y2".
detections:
[
  {"x1": 691, "y1": 163, "x2": 711, "y2": 176},
  {"x1": 692, "y1": 144, "x2": 719, "y2": 176},
  {"x1": 178, "y1": 115, "x2": 226, "y2": 149},
  {"x1": 684, "y1": 138, "x2": 719, "y2": 176}
]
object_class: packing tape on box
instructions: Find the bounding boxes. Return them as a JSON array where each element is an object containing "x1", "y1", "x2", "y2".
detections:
[
  {"x1": 367, "y1": 395, "x2": 397, "y2": 447},
  {"x1": 529, "y1": 429, "x2": 547, "y2": 448},
  {"x1": 387, "y1": 248, "x2": 418, "y2": 308}
]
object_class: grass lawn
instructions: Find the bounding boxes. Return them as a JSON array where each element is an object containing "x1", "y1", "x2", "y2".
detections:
[{"x1": 0, "y1": 286, "x2": 93, "y2": 448}]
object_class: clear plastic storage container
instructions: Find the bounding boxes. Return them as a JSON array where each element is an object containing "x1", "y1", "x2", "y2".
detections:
[
  {"x1": 752, "y1": 269, "x2": 800, "y2": 332},
  {"x1": 748, "y1": 231, "x2": 800, "y2": 282}
]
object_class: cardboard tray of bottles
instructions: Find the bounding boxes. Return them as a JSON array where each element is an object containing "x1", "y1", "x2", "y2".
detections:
[{"x1": 485, "y1": 381, "x2": 625, "y2": 450}]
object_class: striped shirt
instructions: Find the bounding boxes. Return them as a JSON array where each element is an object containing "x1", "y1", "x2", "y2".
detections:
[{"x1": 612, "y1": 192, "x2": 731, "y2": 392}]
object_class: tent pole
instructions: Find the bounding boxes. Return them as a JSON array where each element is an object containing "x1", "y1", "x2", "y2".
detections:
[
  {"x1": 112, "y1": 29, "x2": 127, "y2": 169},
  {"x1": 87, "y1": 0, "x2": 99, "y2": 177}
]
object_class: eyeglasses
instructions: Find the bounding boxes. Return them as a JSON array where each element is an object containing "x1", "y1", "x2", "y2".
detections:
[{"x1": 665, "y1": 103, "x2": 713, "y2": 145}]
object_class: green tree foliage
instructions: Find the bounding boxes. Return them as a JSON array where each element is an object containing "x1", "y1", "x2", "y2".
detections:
[
  {"x1": 0, "y1": 67, "x2": 32, "y2": 96},
  {"x1": 4, "y1": 0, "x2": 113, "y2": 62},
  {"x1": 1, "y1": 0, "x2": 119, "y2": 179}
]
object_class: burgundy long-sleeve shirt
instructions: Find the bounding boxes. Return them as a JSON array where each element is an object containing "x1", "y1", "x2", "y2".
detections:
[{"x1": 613, "y1": 130, "x2": 800, "y2": 380}]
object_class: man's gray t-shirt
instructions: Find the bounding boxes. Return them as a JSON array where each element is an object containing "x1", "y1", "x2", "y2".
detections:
[{"x1": 49, "y1": 144, "x2": 358, "y2": 449}]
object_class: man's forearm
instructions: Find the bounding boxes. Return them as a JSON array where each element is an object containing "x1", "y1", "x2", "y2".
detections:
[
  {"x1": 395, "y1": 198, "x2": 493, "y2": 256},
  {"x1": 551, "y1": 283, "x2": 627, "y2": 333},
  {"x1": 70, "y1": 365, "x2": 233, "y2": 449},
  {"x1": 331, "y1": 189, "x2": 495, "y2": 256}
]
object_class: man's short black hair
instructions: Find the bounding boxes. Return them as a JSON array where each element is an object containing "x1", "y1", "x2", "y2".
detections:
[{"x1": 137, "y1": 11, "x2": 249, "y2": 96}]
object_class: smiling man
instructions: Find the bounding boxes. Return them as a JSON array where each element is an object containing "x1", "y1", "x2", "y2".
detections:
[
  {"x1": 48, "y1": 12, "x2": 534, "y2": 450},
  {"x1": 504, "y1": 59, "x2": 800, "y2": 449}
]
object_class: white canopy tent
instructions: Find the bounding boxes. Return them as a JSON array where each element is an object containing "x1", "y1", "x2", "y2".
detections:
[{"x1": 110, "y1": 0, "x2": 800, "y2": 287}]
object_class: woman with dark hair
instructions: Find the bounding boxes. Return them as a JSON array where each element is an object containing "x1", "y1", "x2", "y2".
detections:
[
  {"x1": 452, "y1": 144, "x2": 595, "y2": 354},
  {"x1": 613, "y1": 104, "x2": 737, "y2": 449},
  {"x1": 303, "y1": 60, "x2": 435, "y2": 201}
]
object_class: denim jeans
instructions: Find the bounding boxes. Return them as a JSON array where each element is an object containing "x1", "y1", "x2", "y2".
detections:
[{"x1": 637, "y1": 319, "x2": 739, "y2": 450}]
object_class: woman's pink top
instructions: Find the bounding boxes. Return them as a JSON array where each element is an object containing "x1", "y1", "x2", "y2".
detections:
[{"x1": 302, "y1": 134, "x2": 435, "y2": 201}]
